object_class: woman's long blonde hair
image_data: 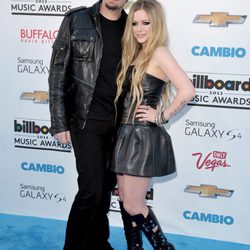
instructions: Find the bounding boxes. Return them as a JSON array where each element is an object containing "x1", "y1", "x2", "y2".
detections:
[{"x1": 115, "y1": 0, "x2": 169, "y2": 119}]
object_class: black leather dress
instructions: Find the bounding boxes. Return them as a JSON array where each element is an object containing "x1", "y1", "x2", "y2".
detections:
[{"x1": 112, "y1": 66, "x2": 176, "y2": 177}]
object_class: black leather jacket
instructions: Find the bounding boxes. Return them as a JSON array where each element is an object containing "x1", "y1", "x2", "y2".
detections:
[{"x1": 48, "y1": 1, "x2": 127, "y2": 135}]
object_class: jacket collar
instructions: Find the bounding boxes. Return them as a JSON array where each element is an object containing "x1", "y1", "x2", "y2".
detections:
[{"x1": 90, "y1": 1, "x2": 101, "y2": 18}]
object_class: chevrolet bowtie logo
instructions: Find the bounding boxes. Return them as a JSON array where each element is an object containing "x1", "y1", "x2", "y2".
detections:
[
  {"x1": 184, "y1": 184, "x2": 234, "y2": 198},
  {"x1": 20, "y1": 91, "x2": 49, "y2": 104},
  {"x1": 193, "y1": 12, "x2": 247, "y2": 27}
]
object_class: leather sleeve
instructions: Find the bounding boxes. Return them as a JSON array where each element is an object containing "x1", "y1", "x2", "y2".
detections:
[{"x1": 48, "y1": 15, "x2": 71, "y2": 136}]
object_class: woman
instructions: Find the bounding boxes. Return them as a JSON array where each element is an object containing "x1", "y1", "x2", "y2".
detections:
[{"x1": 112, "y1": 0, "x2": 196, "y2": 249}]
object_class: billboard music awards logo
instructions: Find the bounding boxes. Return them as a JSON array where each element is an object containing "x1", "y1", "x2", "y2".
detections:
[
  {"x1": 110, "y1": 187, "x2": 154, "y2": 212},
  {"x1": 14, "y1": 118, "x2": 72, "y2": 152},
  {"x1": 20, "y1": 28, "x2": 58, "y2": 44},
  {"x1": 11, "y1": 0, "x2": 72, "y2": 16},
  {"x1": 17, "y1": 57, "x2": 49, "y2": 75},
  {"x1": 188, "y1": 73, "x2": 250, "y2": 110},
  {"x1": 19, "y1": 183, "x2": 66, "y2": 203},
  {"x1": 184, "y1": 118, "x2": 242, "y2": 141},
  {"x1": 192, "y1": 150, "x2": 231, "y2": 172}
]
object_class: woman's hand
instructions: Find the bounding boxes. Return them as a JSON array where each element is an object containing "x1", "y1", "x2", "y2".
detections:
[{"x1": 135, "y1": 105, "x2": 157, "y2": 123}]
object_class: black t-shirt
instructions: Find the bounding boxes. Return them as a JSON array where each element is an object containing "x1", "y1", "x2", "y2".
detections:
[{"x1": 87, "y1": 13, "x2": 126, "y2": 121}]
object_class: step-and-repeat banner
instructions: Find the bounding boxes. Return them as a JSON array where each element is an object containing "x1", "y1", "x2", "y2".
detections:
[{"x1": 0, "y1": 0, "x2": 249, "y2": 245}]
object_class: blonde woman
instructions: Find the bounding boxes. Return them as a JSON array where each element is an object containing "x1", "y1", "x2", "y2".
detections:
[{"x1": 112, "y1": 0, "x2": 196, "y2": 249}]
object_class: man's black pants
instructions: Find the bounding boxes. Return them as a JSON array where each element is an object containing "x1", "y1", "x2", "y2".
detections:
[{"x1": 63, "y1": 120, "x2": 116, "y2": 250}]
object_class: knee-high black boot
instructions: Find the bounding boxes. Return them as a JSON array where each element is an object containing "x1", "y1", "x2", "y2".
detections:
[
  {"x1": 132, "y1": 208, "x2": 175, "y2": 250},
  {"x1": 119, "y1": 202, "x2": 144, "y2": 250}
]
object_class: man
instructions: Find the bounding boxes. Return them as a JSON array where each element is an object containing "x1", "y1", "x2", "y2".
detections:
[{"x1": 48, "y1": 0, "x2": 129, "y2": 249}]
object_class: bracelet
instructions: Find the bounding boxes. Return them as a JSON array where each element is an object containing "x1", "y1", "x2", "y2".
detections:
[
  {"x1": 160, "y1": 111, "x2": 168, "y2": 124},
  {"x1": 155, "y1": 111, "x2": 168, "y2": 126}
]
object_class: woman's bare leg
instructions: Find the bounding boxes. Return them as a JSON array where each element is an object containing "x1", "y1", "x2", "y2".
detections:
[{"x1": 122, "y1": 174, "x2": 151, "y2": 217}]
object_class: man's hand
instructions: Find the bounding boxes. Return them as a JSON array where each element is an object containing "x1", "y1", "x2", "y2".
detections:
[{"x1": 54, "y1": 131, "x2": 71, "y2": 144}]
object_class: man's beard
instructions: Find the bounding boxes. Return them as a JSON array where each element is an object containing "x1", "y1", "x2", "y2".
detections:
[{"x1": 105, "y1": 3, "x2": 120, "y2": 10}]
